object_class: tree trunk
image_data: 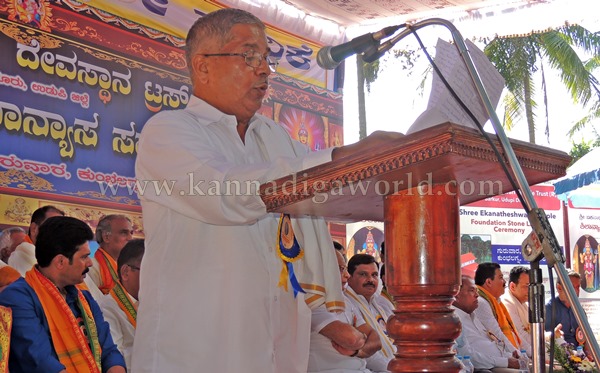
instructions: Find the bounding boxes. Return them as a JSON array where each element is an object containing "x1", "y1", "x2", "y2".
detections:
[
  {"x1": 356, "y1": 55, "x2": 367, "y2": 140},
  {"x1": 524, "y1": 75, "x2": 536, "y2": 144}
]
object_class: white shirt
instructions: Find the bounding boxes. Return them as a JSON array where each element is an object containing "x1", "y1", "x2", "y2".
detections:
[
  {"x1": 133, "y1": 96, "x2": 341, "y2": 373},
  {"x1": 344, "y1": 289, "x2": 395, "y2": 372},
  {"x1": 88, "y1": 256, "x2": 103, "y2": 290},
  {"x1": 8, "y1": 242, "x2": 35, "y2": 276},
  {"x1": 309, "y1": 295, "x2": 372, "y2": 373},
  {"x1": 473, "y1": 294, "x2": 519, "y2": 354},
  {"x1": 501, "y1": 290, "x2": 532, "y2": 356},
  {"x1": 100, "y1": 292, "x2": 137, "y2": 371},
  {"x1": 454, "y1": 307, "x2": 513, "y2": 369}
]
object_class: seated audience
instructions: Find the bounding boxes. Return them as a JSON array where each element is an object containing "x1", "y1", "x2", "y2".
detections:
[
  {"x1": 90, "y1": 215, "x2": 134, "y2": 295},
  {"x1": 0, "y1": 216, "x2": 126, "y2": 373},
  {"x1": 0, "y1": 227, "x2": 26, "y2": 263},
  {"x1": 545, "y1": 270, "x2": 588, "y2": 349},
  {"x1": 454, "y1": 275, "x2": 522, "y2": 371},
  {"x1": 474, "y1": 263, "x2": 524, "y2": 354},
  {"x1": 345, "y1": 254, "x2": 396, "y2": 372},
  {"x1": 9, "y1": 206, "x2": 64, "y2": 276},
  {"x1": 309, "y1": 249, "x2": 382, "y2": 373},
  {"x1": 100, "y1": 238, "x2": 144, "y2": 370},
  {"x1": 501, "y1": 266, "x2": 532, "y2": 356}
]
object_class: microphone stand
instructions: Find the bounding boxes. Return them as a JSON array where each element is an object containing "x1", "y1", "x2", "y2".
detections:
[{"x1": 363, "y1": 17, "x2": 600, "y2": 371}]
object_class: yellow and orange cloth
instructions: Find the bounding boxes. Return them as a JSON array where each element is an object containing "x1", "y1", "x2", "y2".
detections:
[
  {"x1": 94, "y1": 249, "x2": 119, "y2": 295},
  {"x1": 25, "y1": 268, "x2": 102, "y2": 373},
  {"x1": 0, "y1": 305, "x2": 11, "y2": 373},
  {"x1": 108, "y1": 281, "x2": 137, "y2": 328},
  {"x1": 477, "y1": 285, "x2": 521, "y2": 349}
]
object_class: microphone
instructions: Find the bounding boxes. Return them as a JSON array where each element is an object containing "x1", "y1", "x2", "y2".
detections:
[{"x1": 316, "y1": 25, "x2": 404, "y2": 70}]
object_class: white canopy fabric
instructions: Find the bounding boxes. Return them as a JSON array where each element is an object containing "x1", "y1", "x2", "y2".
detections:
[{"x1": 553, "y1": 148, "x2": 600, "y2": 208}]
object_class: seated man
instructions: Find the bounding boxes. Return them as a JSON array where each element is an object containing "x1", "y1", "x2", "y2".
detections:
[
  {"x1": 474, "y1": 263, "x2": 526, "y2": 355},
  {"x1": 90, "y1": 215, "x2": 134, "y2": 295},
  {"x1": 0, "y1": 226, "x2": 26, "y2": 264},
  {"x1": 9, "y1": 206, "x2": 64, "y2": 276},
  {"x1": 100, "y1": 238, "x2": 144, "y2": 370},
  {"x1": 454, "y1": 275, "x2": 523, "y2": 372},
  {"x1": 501, "y1": 266, "x2": 531, "y2": 356},
  {"x1": 309, "y1": 250, "x2": 382, "y2": 373},
  {"x1": 545, "y1": 270, "x2": 588, "y2": 348},
  {"x1": 0, "y1": 216, "x2": 126, "y2": 373},
  {"x1": 345, "y1": 254, "x2": 396, "y2": 372}
]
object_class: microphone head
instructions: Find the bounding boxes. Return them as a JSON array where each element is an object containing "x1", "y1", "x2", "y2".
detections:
[{"x1": 316, "y1": 46, "x2": 339, "y2": 70}]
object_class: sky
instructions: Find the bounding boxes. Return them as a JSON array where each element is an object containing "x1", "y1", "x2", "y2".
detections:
[{"x1": 341, "y1": 0, "x2": 600, "y2": 154}]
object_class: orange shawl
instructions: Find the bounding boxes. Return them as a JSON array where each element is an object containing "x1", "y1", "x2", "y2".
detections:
[
  {"x1": 25, "y1": 268, "x2": 102, "y2": 373},
  {"x1": 477, "y1": 285, "x2": 522, "y2": 349},
  {"x1": 94, "y1": 249, "x2": 119, "y2": 295},
  {"x1": 0, "y1": 306, "x2": 11, "y2": 373},
  {"x1": 109, "y1": 281, "x2": 137, "y2": 328}
]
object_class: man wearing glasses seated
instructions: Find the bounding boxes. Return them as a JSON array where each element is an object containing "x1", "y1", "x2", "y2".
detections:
[
  {"x1": 100, "y1": 238, "x2": 144, "y2": 371},
  {"x1": 453, "y1": 275, "x2": 524, "y2": 372}
]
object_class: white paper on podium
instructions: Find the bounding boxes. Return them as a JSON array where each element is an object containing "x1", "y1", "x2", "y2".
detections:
[{"x1": 406, "y1": 38, "x2": 505, "y2": 134}]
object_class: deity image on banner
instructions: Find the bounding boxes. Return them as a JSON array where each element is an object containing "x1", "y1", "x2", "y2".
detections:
[
  {"x1": 276, "y1": 105, "x2": 325, "y2": 151},
  {"x1": 328, "y1": 122, "x2": 343, "y2": 148},
  {"x1": 572, "y1": 234, "x2": 599, "y2": 293},
  {"x1": 7, "y1": 0, "x2": 52, "y2": 32},
  {"x1": 347, "y1": 226, "x2": 384, "y2": 262}
]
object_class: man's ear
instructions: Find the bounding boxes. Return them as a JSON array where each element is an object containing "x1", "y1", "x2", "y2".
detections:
[
  {"x1": 29, "y1": 223, "x2": 39, "y2": 240},
  {"x1": 191, "y1": 54, "x2": 209, "y2": 83},
  {"x1": 120, "y1": 264, "x2": 129, "y2": 281},
  {"x1": 53, "y1": 254, "x2": 67, "y2": 269}
]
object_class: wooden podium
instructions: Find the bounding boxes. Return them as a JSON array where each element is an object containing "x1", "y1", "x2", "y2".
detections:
[{"x1": 260, "y1": 123, "x2": 571, "y2": 372}]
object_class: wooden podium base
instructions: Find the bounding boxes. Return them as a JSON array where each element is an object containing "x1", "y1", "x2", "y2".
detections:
[{"x1": 385, "y1": 184, "x2": 462, "y2": 372}]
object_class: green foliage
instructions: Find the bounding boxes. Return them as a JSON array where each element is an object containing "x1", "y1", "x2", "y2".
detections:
[
  {"x1": 482, "y1": 23, "x2": 600, "y2": 144},
  {"x1": 363, "y1": 59, "x2": 380, "y2": 94},
  {"x1": 460, "y1": 234, "x2": 492, "y2": 263},
  {"x1": 568, "y1": 133, "x2": 600, "y2": 166}
]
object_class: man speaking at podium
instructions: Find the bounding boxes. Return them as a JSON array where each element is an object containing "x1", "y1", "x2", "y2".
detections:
[{"x1": 134, "y1": 8, "x2": 403, "y2": 373}]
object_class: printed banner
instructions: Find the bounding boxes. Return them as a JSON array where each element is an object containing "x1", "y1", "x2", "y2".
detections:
[
  {"x1": 68, "y1": 0, "x2": 329, "y2": 86},
  {"x1": 0, "y1": 6, "x2": 343, "y2": 214}
]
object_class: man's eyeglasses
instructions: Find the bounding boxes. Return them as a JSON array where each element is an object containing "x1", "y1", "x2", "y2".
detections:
[
  {"x1": 127, "y1": 264, "x2": 141, "y2": 271},
  {"x1": 200, "y1": 50, "x2": 278, "y2": 72}
]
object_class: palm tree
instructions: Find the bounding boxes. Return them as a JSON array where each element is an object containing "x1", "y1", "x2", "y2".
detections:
[
  {"x1": 356, "y1": 55, "x2": 380, "y2": 140},
  {"x1": 483, "y1": 23, "x2": 600, "y2": 144}
]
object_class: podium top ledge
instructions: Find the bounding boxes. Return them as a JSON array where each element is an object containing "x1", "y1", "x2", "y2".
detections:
[{"x1": 259, "y1": 122, "x2": 571, "y2": 222}]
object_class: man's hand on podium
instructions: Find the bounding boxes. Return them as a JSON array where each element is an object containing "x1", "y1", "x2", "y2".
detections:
[{"x1": 332, "y1": 131, "x2": 405, "y2": 161}]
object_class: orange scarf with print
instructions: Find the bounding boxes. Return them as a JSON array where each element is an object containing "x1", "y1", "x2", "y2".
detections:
[
  {"x1": 109, "y1": 281, "x2": 137, "y2": 328},
  {"x1": 94, "y1": 249, "x2": 119, "y2": 295},
  {"x1": 25, "y1": 268, "x2": 101, "y2": 373},
  {"x1": 477, "y1": 285, "x2": 522, "y2": 349}
]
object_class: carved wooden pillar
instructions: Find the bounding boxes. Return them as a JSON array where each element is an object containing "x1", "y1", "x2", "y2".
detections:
[{"x1": 384, "y1": 183, "x2": 462, "y2": 372}]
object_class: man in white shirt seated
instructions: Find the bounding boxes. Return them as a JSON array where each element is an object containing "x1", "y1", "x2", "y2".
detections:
[
  {"x1": 474, "y1": 263, "x2": 528, "y2": 356},
  {"x1": 100, "y1": 239, "x2": 144, "y2": 371},
  {"x1": 501, "y1": 266, "x2": 532, "y2": 356},
  {"x1": 345, "y1": 254, "x2": 396, "y2": 372},
  {"x1": 309, "y1": 250, "x2": 382, "y2": 373},
  {"x1": 454, "y1": 275, "x2": 523, "y2": 372}
]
